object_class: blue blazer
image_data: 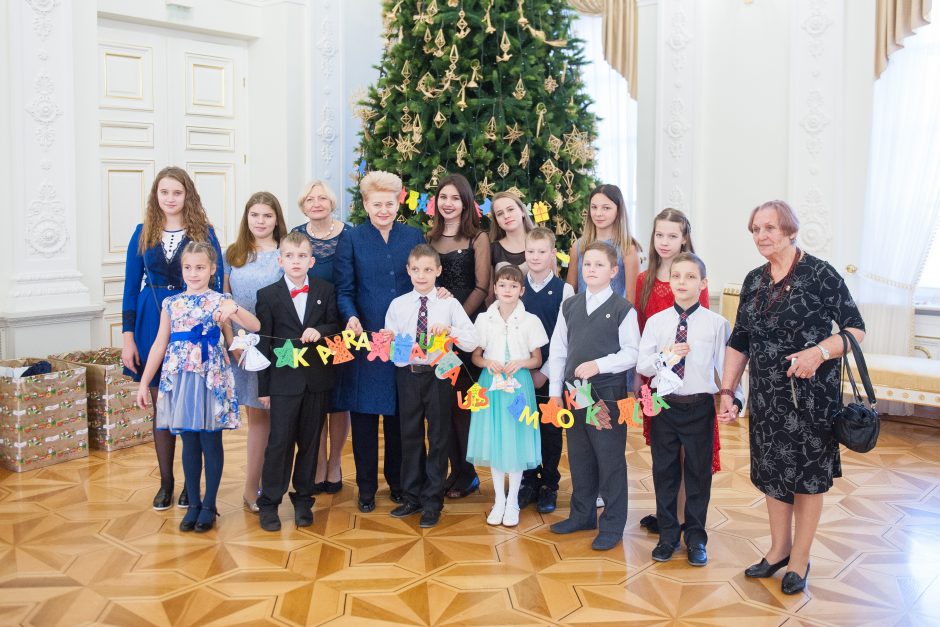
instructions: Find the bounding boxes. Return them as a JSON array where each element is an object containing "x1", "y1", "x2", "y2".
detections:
[
  {"x1": 121, "y1": 224, "x2": 224, "y2": 381},
  {"x1": 333, "y1": 221, "x2": 424, "y2": 415}
]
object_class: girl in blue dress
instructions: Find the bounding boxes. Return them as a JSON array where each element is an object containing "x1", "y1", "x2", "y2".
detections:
[
  {"x1": 291, "y1": 180, "x2": 352, "y2": 496},
  {"x1": 136, "y1": 242, "x2": 260, "y2": 533},
  {"x1": 468, "y1": 265, "x2": 548, "y2": 528},
  {"x1": 565, "y1": 184, "x2": 641, "y2": 303},
  {"x1": 121, "y1": 166, "x2": 224, "y2": 511},
  {"x1": 223, "y1": 191, "x2": 287, "y2": 512}
]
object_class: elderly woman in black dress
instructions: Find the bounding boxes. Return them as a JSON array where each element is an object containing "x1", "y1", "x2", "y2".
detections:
[{"x1": 718, "y1": 200, "x2": 865, "y2": 595}]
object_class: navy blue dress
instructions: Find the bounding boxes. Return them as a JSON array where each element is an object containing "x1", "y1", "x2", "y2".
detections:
[
  {"x1": 122, "y1": 224, "x2": 224, "y2": 383},
  {"x1": 334, "y1": 221, "x2": 425, "y2": 415},
  {"x1": 291, "y1": 222, "x2": 352, "y2": 283}
]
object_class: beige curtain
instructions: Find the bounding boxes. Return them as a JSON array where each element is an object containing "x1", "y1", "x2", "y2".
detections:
[
  {"x1": 876, "y1": 0, "x2": 932, "y2": 77},
  {"x1": 569, "y1": 0, "x2": 638, "y2": 100}
]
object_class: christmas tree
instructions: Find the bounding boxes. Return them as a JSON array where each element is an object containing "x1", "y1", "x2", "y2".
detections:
[{"x1": 350, "y1": 0, "x2": 600, "y2": 250}]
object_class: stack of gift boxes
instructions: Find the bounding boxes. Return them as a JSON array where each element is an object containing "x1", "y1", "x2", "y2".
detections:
[
  {"x1": 51, "y1": 349, "x2": 154, "y2": 452},
  {"x1": 0, "y1": 359, "x2": 89, "y2": 472}
]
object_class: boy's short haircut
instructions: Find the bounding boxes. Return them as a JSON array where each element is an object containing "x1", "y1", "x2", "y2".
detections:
[
  {"x1": 279, "y1": 230, "x2": 314, "y2": 254},
  {"x1": 408, "y1": 243, "x2": 441, "y2": 267},
  {"x1": 494, "y1": 263, "x2": 525, "y2": 286},
  {"x1": 583, "y1": 241, "x2": 618, "y2": 267},
  {"x1": 526, "y1": 226, "x2": 556, "y2": 247},
  {"x1": 670, "y1": 252, "x2": 707, "y2": 279}
]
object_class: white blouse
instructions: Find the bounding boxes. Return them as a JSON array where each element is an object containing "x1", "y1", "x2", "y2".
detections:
[{"x1": 474, "y1": 301, "x2": 549, "y2": 363}]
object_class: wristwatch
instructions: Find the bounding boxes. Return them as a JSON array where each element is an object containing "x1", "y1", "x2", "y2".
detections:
[{"x1": 815, "y1": 344, "x2": 830, "y2": 360}]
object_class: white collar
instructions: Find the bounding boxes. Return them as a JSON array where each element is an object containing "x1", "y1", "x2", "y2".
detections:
[{"x1": 486, "y1": 299, "x2": 527, "y2": 322}]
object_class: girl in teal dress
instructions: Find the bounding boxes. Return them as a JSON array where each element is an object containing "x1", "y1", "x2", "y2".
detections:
[
  {"x1": 468, "y1": 265, "x2": 548, "y2": 528},
  {"x1": 137, "y1": 242, "x2": 260, "y2": 533}
]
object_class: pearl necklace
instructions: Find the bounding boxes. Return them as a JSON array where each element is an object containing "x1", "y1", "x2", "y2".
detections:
[{"x1": 308, "y1": 220, "x2": 334, "y2": 240}]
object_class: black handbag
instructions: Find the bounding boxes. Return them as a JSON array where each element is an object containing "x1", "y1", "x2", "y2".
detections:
[{"x1": 832, "y1": 330, "x2": 880, "y2": 453}]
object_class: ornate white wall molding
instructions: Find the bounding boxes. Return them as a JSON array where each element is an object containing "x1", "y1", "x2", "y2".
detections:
[
  {"x1": 8, "y1": 0, "x2": 90, "y2": 312},
  {"x1": 654, "y1": 0, "x2": 698, "y2": 214},
  {"x1": 309, "y1": 0, "x2": 343, "y2": 192},
  {"x1": 789, "y1": 0, "x2": 844, "y2": 258}
]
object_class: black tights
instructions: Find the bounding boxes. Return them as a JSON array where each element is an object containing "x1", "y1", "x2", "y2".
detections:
[{"x1": 150, "y1": 388, "x2": 178, "y2": 491}]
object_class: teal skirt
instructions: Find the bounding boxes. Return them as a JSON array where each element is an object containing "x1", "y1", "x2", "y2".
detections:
[{"x1": 466, "y1": 369, "x2": 541, "y2": 472}]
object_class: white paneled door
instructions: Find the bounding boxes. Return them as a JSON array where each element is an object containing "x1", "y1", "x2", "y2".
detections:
[{"x1": 98, "y1": 22, "x2": 247, "y2": 347}]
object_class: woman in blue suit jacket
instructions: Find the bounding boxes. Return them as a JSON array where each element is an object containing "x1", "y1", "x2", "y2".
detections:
[
  {"x1": 121, "y1": 166, "x2": 224, "y2": 511},
  {"x1": 334, "y1": 171, "x2": 426, "y2": 512}
]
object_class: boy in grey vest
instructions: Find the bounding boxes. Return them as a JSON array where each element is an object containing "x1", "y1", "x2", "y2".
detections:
[{"x1": 547, "y1": 242, "x2": 641, "y2": 550}]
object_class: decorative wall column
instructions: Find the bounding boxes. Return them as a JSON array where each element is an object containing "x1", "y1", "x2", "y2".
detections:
[
  {"x1": 654, "y1": 0, "x2": 699, "y2": 215},
  {"x1": 788, "y1": 0, "x2": 844, "y2": 259},
  {"x1": 2, "y1": 0, "x2": 100, "y2": 358},
  {"x1": 309, "y1": 0, "x2": 344, "y2": 211}
]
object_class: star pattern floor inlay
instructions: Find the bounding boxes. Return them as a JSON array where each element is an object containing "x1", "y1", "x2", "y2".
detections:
[{"x1": 1, "y1": 417, "x2": 939, "y2": 625}]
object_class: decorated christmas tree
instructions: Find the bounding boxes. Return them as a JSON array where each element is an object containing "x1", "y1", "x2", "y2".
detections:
[{"x1": 350, "y1": 0, "x2": 600, "y2": 250}]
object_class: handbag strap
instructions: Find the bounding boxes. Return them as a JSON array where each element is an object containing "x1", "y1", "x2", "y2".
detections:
[{"x1": 839, "y1": 330, "x2": 877, "y2": 407}]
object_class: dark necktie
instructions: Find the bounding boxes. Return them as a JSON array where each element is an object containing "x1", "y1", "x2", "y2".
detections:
[
  {"x1": 417, "y1": 296, "x2": 428, "y2": 338},
  {"x1": 672, "y1": 311, "x2": 689, "y2": 378}
]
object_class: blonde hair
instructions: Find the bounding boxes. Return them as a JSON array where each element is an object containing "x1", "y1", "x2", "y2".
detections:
[
  {"x1": 181, "y1": 241, "x2": 217, "y2": 265},
  {"x1": 225, "y1": 192, "x2": 288, "y2": 268},
  {"x1": 526, "y1": 226, "x2": 556, "y2": 247},
  {"x1": 580, "y1": 184, "x2": 636, "y2": 255},
  {"x1": 489, "y1": 190, "x2": 535, "y2": 242},
  {"x1": 280, "y1": 231, "x2": 314, "y2": 254},
  {"x1": 360, "y1": 170, "x2": 403, "y2": 200},
  {"x1": 297, "y1": 180, "x2": 338, "y2": 213}
]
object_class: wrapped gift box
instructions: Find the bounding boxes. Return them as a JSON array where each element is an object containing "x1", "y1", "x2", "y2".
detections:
[
  {"x1": 50, "y1": 349, "x2": 154, "y2": 452},
  {"x1": 0, "y1": 358, "x2": 89, "y2": 472}
]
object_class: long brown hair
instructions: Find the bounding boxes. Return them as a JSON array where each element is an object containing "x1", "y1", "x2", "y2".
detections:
[
  {"x1": 428, "y1": 173, "x2": 480, "y2": 241},
  {"x1": 638, "y1": 208, "x2": 696, "y2": 311},
  {"x1": 225, "y1": 191, "x2": 288, "y2": 268},
  {"x1": 579, "y1": 184, "x2": 639, "y2": 254},
  {"x1": 138, "y1": 166, "x2": 211, "y2": 253}
]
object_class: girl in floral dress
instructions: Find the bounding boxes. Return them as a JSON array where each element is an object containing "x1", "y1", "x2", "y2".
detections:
[{"x1": 137, "y1": 242, "x2": 260, "y2": 533}]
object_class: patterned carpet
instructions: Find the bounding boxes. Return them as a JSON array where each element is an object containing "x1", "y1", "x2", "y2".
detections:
[{"x1": 1, "y1": 417, "x2": 939, "y2": 625}]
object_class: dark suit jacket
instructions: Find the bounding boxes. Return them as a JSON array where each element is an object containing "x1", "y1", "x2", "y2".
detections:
[{"x1": 256, "y1": 277, "x2": 340, "y2": 396}]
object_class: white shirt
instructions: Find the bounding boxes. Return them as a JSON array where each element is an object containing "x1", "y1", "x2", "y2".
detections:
[
  {"x1": 527, "y1": 271, "x2": 574, "y2": 377},
  {"x1": 384, "y1": 289, "x2": 479, "y2": 366},
  {"x1": 475, "y1": 301, "x2": 549, "y2": 363},
  {"x1": 636, "y1": 304, "x2": 744, "y2": 402},
  {"x1": 547, "y1": 288, "x2": 641, "y2": 397},
  {"x1": 284, "y1": 276, "x2": 309, "y2": 323}
]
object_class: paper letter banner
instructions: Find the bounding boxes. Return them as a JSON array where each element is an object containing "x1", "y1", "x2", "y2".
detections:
[
  {"x1": 274, "y1": 340, "x2": 299, "y2": 368},
  {"x1": 367, "y1": 332, "x2": 391, "y2": 362},
  {"x1": 590, "y1": 400, "x2": 612, "y2": 430},
  {"x1": 391, "y1": 333, "x2": 414, "y2": 364},
  {"x1": 556, "y1": 408, "x2": 574, "y2": 429},
  {"x1": 617, "y1": 397, "x2": 643, "y2": 426},
  {"x1": 538, "y1": 397, "x2": 563, "y2": 427},
  {"x1": 457, "y1": 383, "x2": 489, "y2": 412},
  {"x1": 325, "y1": 335, "x2": 354, "y2": 364},
  {"x1": 518, "y1": 405, "x2": 540, "y2": 429},
  {"x1": 508, "y1": 392, "x2": 527, "y2": 420}
]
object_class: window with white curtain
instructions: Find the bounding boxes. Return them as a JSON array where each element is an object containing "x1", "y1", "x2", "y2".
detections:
[{"x1": 572, "y1": 14, "x2": 638, "y2": 236}]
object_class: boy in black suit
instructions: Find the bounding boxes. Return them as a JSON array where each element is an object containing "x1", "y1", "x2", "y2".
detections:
[{"x1": 256, "y1": 231, "x2": 340, "y2": 532}]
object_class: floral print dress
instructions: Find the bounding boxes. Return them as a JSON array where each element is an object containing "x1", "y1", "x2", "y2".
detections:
[{"x1": 156, "y1": 290, "x2": 239, "y2": 434}]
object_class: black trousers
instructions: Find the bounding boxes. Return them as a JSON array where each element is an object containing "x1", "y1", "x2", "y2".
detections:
[
  {"x1": 446, "y1": 363, "x2": 477, "y2": 490},
  {"x1": 397, "y1": 367, "x2": 451, "y2": 513},
  {"x1": 651, "y1": 395, "x2": 716, "y2": 547},
  {"x1": 350, "y1": 410, "x2": 402, "y2": 500},
  {"x1": 565, "y1": 381, "x2": 629, "y2": 536},
  {"x1": 257, "y1": 390, "x2": 328, "y2": 511},
  {"x1": 522, "y1": 380, "x2": 563, "y2": 491}
]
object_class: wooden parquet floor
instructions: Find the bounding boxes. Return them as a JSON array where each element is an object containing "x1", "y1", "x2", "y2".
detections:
[{"x1": 2, "y1": 417, "x2": 940, "y2": 626}]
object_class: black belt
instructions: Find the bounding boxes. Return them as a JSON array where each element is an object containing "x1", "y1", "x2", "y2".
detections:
[
  {"x1": 148, "y1": 284, "x2": 180, "y2": 290},
  {"x1": 407, "y1": 364, "x2": 435, "y2": 373},
  {"x1": 661, "y1": 392, "x2": 714, "y2": 406}
]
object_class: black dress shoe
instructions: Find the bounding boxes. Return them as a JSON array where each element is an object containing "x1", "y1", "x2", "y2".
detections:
[
  {"x1": 295, "y1": 505, "x2": 314, "y2": 527},
  {"x1": 687, "y1": 543, "x2": 708, "y2": 566},
  {"x1": 390, "y1": 502, "x2": 422, "y2": 518},
  {"x1": 325, "y1": 480, "x2": 343, "y2": 494},
  {"x1": 517, "y1": 483, "x2": 538, "y2": 509},
  {"x1": 389, "y1": 490, "x2": 404, "y2": 504},
  {"x1": 177, "y1": 487, "x2": 189, "y2": 509},
  {"x1": 651, "y1": 541, "x2": 679, "y2": 562},
  {"x1": 592, "y1": 532, "x2": 622, "y2": 551},
  {"x1": 536, "y1": 487, "x2": 557, "y2": 514},
  {"x1": 311, "y1": 482, "x2": 327, "y2": 495},
  {"x1": 549, "y1": 518, "x2": 597, "y2": 534},
  {"x1": 419, "y1": 510, "x2": 441, "y2": 528},
  {"x1": 194, "y1": 507, "x2": 218, "y2": 532},
  {"x1": 358, "y1": 498, "x2": 376, "y2": 513},
  {"x1": 781, "y1": 563, "x2": 810, "y2": 595},
  {"x1": 179, "y1": 506, "x2": 200, "y2": 532},
  {"x1": 639, "y1": 514, "x2": 659, "y2": 534},
  {"x1": 745, "y1": 555, "x2": 790, "y2": 578},
  {"x1": 152, "y1": 487, "x2": 172, "y2": 511},
  {"x1": 260, "y1": 509, "x2": 281, "y2": 532}
]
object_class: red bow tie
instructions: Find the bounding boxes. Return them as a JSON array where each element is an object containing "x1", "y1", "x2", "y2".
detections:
[{"x1": 290, "y1": 285, "x2": 309, "y2": 298}]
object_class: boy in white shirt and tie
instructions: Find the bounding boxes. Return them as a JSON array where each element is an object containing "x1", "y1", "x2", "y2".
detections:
[
  {"x1": 384, "y1": 244, "x2": 479, "y2": 528},
  {"x1": 637, "y1": 252, "x2": 743, "y2": 566}
]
